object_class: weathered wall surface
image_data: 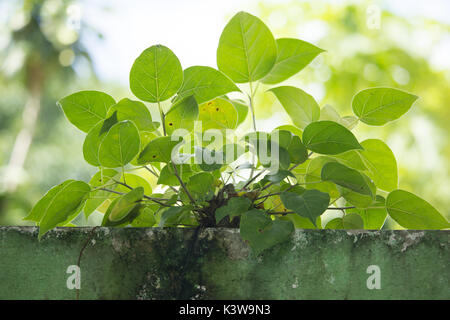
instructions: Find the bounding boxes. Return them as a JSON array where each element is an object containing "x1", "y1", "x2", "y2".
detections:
[{"x1": 0, "y1": 227, "x2": 448, "y2": 299}]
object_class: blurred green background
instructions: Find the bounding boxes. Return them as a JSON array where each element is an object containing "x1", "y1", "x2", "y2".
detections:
[{"x1": 0, "y1": 0, "x2": 448, "y2": 226}]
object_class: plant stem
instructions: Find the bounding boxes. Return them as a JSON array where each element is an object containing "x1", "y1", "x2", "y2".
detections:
[
  {"x1": 171, "y1": 162, "x2": 196, "y2": 204},
  {"x1": 158, "y1": 101, "x2": 166, "y2": 136}
]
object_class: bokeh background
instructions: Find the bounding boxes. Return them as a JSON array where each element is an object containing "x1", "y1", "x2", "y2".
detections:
[{"x1": 0, "y1": 0, "x2": 449, "y2": 226}]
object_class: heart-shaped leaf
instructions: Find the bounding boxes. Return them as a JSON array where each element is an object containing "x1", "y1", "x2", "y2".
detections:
[
  {"x1": 262, "y1": 38, "x2": 324, "y2": 84},
  {"x1": 176, "y1": 66, "x2": 240, "y2": 104},
  {"x1": 269, "y1": 86, "x2": 320, "y2": 129},
  {"x1": 165, "y1": 95, "x2": 199, "y2": 135},
  {"x1": 240, "y1": 209, "x2": 294, "y2": 255},
  {"x1": 217, "y1": 11, "x2": 277, "y2": 83},
  {"x1": 352, "y1": 87, "x2": 418, "y2": 126},
  {"x1": 280, "y1": 189, "x2": 330, "y2": 226},
  {"x1": 98, "y1": 120, "x2": 140, "y2": 168},
  {"x1": 57, "y1": 90, "x2": 116, "y2": 133},
  {"x1": 302, "y1": 121, "x2": 362, "y2": 154},
  {"x1": 321, "y1": 162, "x2": 373, "y2": 196},
  {"x1": 137, "y1": 136, "x2": 183, "y2": 164},
  {"x1": 386, "y1": 190, "x2": 449, "y2": 229},
  {"x1": 130, "y1": 45, "x2": 183, "y2": 103}
]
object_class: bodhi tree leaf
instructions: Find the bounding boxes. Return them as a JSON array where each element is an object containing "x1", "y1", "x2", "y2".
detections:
[
  {"x1": 338, "y1": 174, "x2": 376, "y2": 208},
  {"x1": 325, "y1": 213, "x2": 364, "y2": 229},
  {"x1": 386, "y1": 190, "x2": 449, "y2": 229},
  {"x1": 186, "y1": 172, "x2": 215, "y2": 199},
  {"x1": 304, "y1": 156, "x2": 340, "y2": 199},
  {"x1": 107, "y1": 98, "x2": 157, "y2": 132},
  {"x1": 321, "y1": 162, "x2": 373, "y2": 196},
  {"x1": 359, "y1": 139, "x2": 398, "y2": 192},
  {"x1": 262, "y1": 38, "x2": 324, "y2": 84},
  {"x1": 346, "y1": 195, "x2": 387, "y2": 230},
  {"x1": 240, "y1": 209, "x2": 294, "y2": 255},
  {"x1": 352, "y1": 87, "x2": 418, "y2": 126},
  {"x1": 176, "y1": 66, "x2": 240, "y2": 104},
  {"x1": 130, "y1": 44, "x2": 183, "y2": 103},
  {"x1": 137, "y1": 136, "x2": 183, "y2": 164},
  {"x1": 131, "y1": 206, "x2": 157, "y2": 227},
  {"x1": 217, "y1": 11, "x2": 277, "y2": 83},
  {"x1": 57, "y1": 90, "x2": 116, "y2": 133},
  {"x1": 302, "y1": 121, "x2": 362, "y2": 154},
  {"x1": 115, "y1": 173, "x2": 152, "y2": 195},
  {"x1": 84, "y1": 169, "x2": 119, "y2": 218},
  {"x1": 229, "y1": 99, "x2": 249, "y2": 127},
  {"x1": 198, "y1": 97, "x2": 238, "y2": 131},
  {"x1": 109, "y1": 187, "x2": 144, "y2": 222},
  {"x1": 320, "y1": 104, "x2": 358, "y2": 130},
  {"x1": 280, "y1": 189, "x2": 330, "y2": 226},
  {"x1": 157, "y1": 163, "x2": 193, "y2": 186},
  {"x1": 98, "y1": 120, "x2": 140, "y2": 168},
  {"x1": 165, "y1": 95, "x2": 199, "y2": 135},
  {"x1": 215, "y1": 197, "x2": 252, "y2": 224},
  {"x1": 83, "y1": 113, "x2": 118, "y2": 166},
  {"x1": 268, "y1": 86, "x2": 320, "y2": 129},
  {"x1": 287, "y1": 135, "x2": 308, "y2": 164},
  {"x1": 24, "y1": 180, "x2": 91, "y2": 239}
]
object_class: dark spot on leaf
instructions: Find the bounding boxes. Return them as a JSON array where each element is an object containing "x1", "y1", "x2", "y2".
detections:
[
  {"x1": 152, "y1": 155, "x2": 156, "y2": 158},
  {"x1": 169, "y1": 122, "x2": 173, "y2": 126},
  {"x1": 216, "y1": 108, "x2": 219, "y2": 111}
]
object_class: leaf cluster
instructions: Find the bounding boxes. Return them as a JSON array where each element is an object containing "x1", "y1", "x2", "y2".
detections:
[{"x1": 28, "y1": 12, "x2": 448, "y2": 254}]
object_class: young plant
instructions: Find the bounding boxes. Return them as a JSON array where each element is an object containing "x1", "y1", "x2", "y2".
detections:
[{"x1": 26, "y1": 11, "x2": 449, "y2": 254}]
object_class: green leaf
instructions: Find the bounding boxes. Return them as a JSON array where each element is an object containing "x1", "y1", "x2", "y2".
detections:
[
  {"x1": 107, "y1": 98, "x2": 157, "y2": 131},
  {"x1": 262, "y1": 38, "x2": 324, "y2": 84},
  {"x1": 57, "y1": 90, "x2": 116, "y2": 133},
  {"x1": 24, "y1": 180, "x2": 91, "y2": 239},
  {"x1": 186, "y1": 172, "x2": 215, "y2": 199},
  {"x1": 352, "y1": 87, "x2": 418, "y2": 126},
  {"x1": 325, "y1": 213, "x2": 364, "y2": 229},
  {"x1": 129, "y1": 44, "x2": 183, "y2": 102},
  {"x1": 261, "y1": 170, "x2": 295, "y2": 184},
  {"x1": 159, "y1": 206, "x2": 194, "y2": 227},
  {"x1": 115, "y1": 173, "x2": 152, "y2": 195},
  {"x1": 98, "y1": 120, "x2": 140, "y2": 168},
  {"x1": 158, "y1": 163, "x2": 193, "y2": 186},
  {"x1": 165, "y1": 95, "x2": 199, "y2": 134},
  {"x1": 108, "y1": 187, "x2": 144, "y2": 222},
  {"x1": 386, "y1": 190, "x2": 449, "y2": 229},
  {"x1": 339, "y1": 174, "x2": 376, "y2": 209},
  {"x1": 244, "y1": 132, "x2": 291, "y2": 170},
  {"x1": 274, "y1": 124, "x2": 303, "y2": 137},
  {"x1": 287, "y1": 135, "x2": 308, "y2": 164},
  {"x1": 359, "y1": 139, "x2": 398, "y2": 191},
  {"x1": 217, "y1": 11, "x2": 277, "y2": 83},
  {"x1": 229, "y1": 99, "x2": 249, "y2": 127},
  {"x1": 84, "y1": 169, "x2": 119, "y2": 218},
  {"x1": 195, "y1": 147, "x2": 224, "y2": 172},
  {"x1": 303, "y1": 121, "x2": 362, "y2": 154},
  {"x1": 176, "y1": 66, "x2": 240, "y2": 104},
  {"x1": 320, "y1": 104, "x2": 358, "y2": 130},
  {"x1": 198, "y1": 97, "x2": 238, "y2": 131},
  {"x1": 280, "y1": 190, "x2": 330, "y2": 226},
  {"x1": 240, "y1": 209, "x2": 294, "y2": 255},
  {"x1": 304, "y1": 156, "x2": 340, "y2": 199},
  {"x1": 269, "y1": 86, "x2": 320, "y2": 129},
  {"x1": 137, "y1": 136, "x2": 183, "y2": 164},
  {"x1": 321, "y1": 162, "x2": 373, "y2": 196},
  {"x1": 83, "y1": 113, "x2": 118, "y2": 166},
  {"x1": 279, "y1": 214, "x2": 321, "y2": 229},
  {"x1": 346, "y1": 195, "x2": 387, "y2": 229},
  {"x1": 215, "y1": 197, "x2": 251, "y2": 224},
  {"x1": 131, "y1": 206, "x2": 156, "y2": 227}
]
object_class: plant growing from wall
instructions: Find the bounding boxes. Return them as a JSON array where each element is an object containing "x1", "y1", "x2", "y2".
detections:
[{"x1": 26, "y1": 11, "x2": 449, "y2": 254}]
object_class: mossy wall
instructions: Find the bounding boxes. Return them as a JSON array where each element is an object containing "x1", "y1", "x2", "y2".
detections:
[{"x1": 0, "y1": 227, "x2": 448, "y2": 299}]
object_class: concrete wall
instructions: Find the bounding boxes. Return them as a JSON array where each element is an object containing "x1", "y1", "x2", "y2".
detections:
[{"x1": 0, "y1": 226, "x2": 448, "y2": 299}]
